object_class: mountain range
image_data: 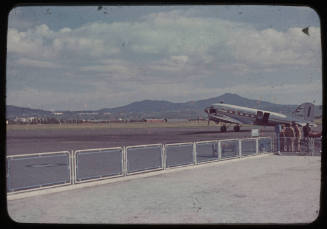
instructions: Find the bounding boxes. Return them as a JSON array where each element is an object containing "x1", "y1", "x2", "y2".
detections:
[{"x1": 6, "y1": 93, "x2": 322, "y2": 120}]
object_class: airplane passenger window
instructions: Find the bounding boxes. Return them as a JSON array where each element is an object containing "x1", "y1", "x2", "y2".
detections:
[{"x1": 4, "y1": 3, "x2": 324, "y2": 225}]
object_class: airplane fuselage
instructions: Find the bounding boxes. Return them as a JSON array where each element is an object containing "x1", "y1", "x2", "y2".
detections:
[{"x1": 205, "y1": 103, "x2": 297, "y2": 127}]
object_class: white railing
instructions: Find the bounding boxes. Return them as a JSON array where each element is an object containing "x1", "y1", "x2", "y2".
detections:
[
  {"x1": 6, "y1": 137, "x2": 274, "y2": 194},
  {"x1": 125, "y1": 144, "x2": 163, "y2": 175},
  {"x1": 74, "y1": 147, "x2": 124, "y2": 183},
  {"x1": 6, "y1": 151, "x2": 71, "y2": 192}
]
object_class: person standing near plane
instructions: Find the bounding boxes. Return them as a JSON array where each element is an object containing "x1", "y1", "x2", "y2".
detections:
[
  {"x1": 280, "y1": 125, "x2": 286, "y2": 152},
  {"x1": 284, "y1": 124, "x2": 295, "y2": 152},
  {"x1": 293, "y1": 122, "x2": 302, "y2": 152},
  {"x1": 303, "y1": 123, "x2": 311, "y2": 153},
  {"x1": 275, "y1": 124, "x2": 282, "y2": 154}
]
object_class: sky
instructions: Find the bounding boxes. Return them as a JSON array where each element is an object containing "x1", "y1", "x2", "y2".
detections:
[{"x1": 6, "y1": 5, "x2": 322, "y2": 111}]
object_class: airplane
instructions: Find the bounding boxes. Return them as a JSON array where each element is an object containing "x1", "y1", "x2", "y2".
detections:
[{"x1": 204, "y1": 102, "x2": 316, "y2": 132}]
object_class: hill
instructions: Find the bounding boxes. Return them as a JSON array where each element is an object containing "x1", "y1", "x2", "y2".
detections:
[
  {"x1": 6, "y1": 105, "x2": 53, "y2": 119},
  {"x1": 6, "y1": 93, "x2": 322, "y2": 120}
]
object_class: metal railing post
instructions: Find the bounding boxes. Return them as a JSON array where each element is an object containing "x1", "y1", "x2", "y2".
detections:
[
  {"x1": 239, "y1": 139, "x2": 242, "y2": 158},
  {"x1": 193, "y1": 142, "x2": 197, "y2": 165},
  {"x1": 70, "y1": 150, "x2": 75, "y2": 185},
  {"x1": 73, "y1": 151, "x2": 78, "y2": 184},
  {"x1": 256, "y1": 138, "x2": 259, "y2": 155},
  {"x1": 218, "y1": 140, "x2": 221, "y2": 160},
  {"x1": 162, "y1": 144, "x2": 166, "y2": 170},
  {"x1": 123, "y1": 146, "x2": 127, "y2": 176}
]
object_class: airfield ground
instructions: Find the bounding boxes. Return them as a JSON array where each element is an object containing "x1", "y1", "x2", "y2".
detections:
[
  {"x1": 6, "y1": 121, "x2": 276, "y2": 155},
  {"x1": 7, "y1": 154, "x2": 321, "y2": 224},
  {"x1": 6, "y1": 121, "x2": 322, "y2": 224}
]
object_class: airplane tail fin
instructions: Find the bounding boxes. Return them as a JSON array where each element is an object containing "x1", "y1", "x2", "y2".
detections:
[{"x1": 292, "y1": 103, "x2": 315, "y2": 122}]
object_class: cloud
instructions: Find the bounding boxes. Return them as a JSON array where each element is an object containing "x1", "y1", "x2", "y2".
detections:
[
  {"x1": 224, "y1": 81, "x2": 322, "y2": 105},
  {"x1": 6, "y1": 8, "x2": 322, "y2": 110},
  {"x1": 226, "y1": 27, "x2": 321, "y2": 71},
  {"x1": 149, "y1": 55, "x2": 189, "y2": 72},
  {"x1": 8, "y1": 28, "x2": 49, "y2": 58},
  {"x1": 7, "y1": 12, "x2": 321, "y2": 70},
  {"x1": 16, "y1": 58, "x2": 61, "y2": 68}
]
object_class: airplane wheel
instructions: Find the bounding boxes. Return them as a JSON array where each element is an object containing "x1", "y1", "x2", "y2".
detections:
[
  {"x1": 221, "y1": 126, "x2": 227, "y2": 132},
  {"x1": 234, "y1": 125, "x2": 240, "y2": 132}
]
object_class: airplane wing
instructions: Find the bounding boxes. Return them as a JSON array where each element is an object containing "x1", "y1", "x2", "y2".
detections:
[
  {"x1": 209, "y1": 113, "x2": 244, "y2": 125},
  {"x1": 295, "y1": 121, "x2": 317, "y2": 128}
]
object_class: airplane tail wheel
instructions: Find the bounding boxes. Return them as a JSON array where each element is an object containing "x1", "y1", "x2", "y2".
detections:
[{"x1": 221, "y1": 126, "x2": 227, "y2": 132}]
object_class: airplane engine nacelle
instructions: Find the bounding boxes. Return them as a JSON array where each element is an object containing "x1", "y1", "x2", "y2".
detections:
[
  {"x1": 257, "y1": 111, "x2": 263, "y2": 120},
  {"x1": 256, "y1": 111, "x2": 270, "y2": 124}
]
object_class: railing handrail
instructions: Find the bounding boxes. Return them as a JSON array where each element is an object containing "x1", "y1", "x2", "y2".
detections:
[
  {"x1": 74, "y1": 146, "x2": 123, "y2": 153},
  {"x1": 6, "y1": 136, "x2": 273, "y2": 159},
  {"x1": 7, "y1": 151, "x2": 70, "y2": 159},
  {"x1": 125, "y1": 143, "x2": 162, "y2": 149}
]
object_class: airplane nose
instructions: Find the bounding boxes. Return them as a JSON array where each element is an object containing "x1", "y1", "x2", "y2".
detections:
[{"x1": 204, "y1": 107, "x2": 209, "y2": 113}]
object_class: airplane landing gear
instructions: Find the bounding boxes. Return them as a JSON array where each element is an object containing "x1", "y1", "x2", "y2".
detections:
[
  {"x1": 233, "y1": 125, "x2": 240, "y2": 132},
  {"x1": 220, "y1": 125, "x2": 227, "y2": 132}
]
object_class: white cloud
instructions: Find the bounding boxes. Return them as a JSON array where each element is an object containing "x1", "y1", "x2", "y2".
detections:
[
  {"x1": 16, "y1": 58, "x2": 60, "y2": 68},
  {"x1": 149, "y1": 55, "x2": 189, "y2": 72},
  {"x1": 7, "y1": 12, "x2": 321, "y2": 70},
  {"x1": 224, "y1": 81, "x2": 322, "y2": 105},
  {"x1": 7, "y1": 87, "x2": 92, "y2": 110},
  {"x1": 6, "y1": 9, "x2": 322, "y2": 109},
  {"x1": 59, "y1": 27, "x2": 72, "y2": 33},
  {"x1": 80, "y1": 60, "x2": 137, "y2": 81},
  {"x1": 226, "y1": 26, "x2": 321, "y2": 70},
  {"x1": 8, "y1": 28, "x2": 47, "y2": 57}
]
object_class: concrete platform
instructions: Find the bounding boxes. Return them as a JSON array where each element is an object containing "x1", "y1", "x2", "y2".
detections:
[{"x1": 7, "y1": 154, "x2": 321, "y2": 224}]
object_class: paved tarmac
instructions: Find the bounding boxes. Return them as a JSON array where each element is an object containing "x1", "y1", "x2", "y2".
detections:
[
  {"x1": 7, "y1": 154, "x2": 321, "y2": 224},
  {"x1": 6, "y1": 125, "x2": 275, "y2": 155},
  {"x1": 6, "y1": 136, "x2": 271, "y2": 192}
]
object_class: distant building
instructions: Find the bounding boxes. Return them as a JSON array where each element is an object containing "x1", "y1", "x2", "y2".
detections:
[
  {"x1": 78, "y1": 112, "x2": 98, "y2": 115},
  {"x1": 129, "y1": 119, "x2": 145, "y2": 123},
  {"x1": 109, "y1": 119, "x2": 125, "y2": 123},
  {"x1": 166, "y1": 118, "x2": 188, "y2": 122},
  {"x1": 144, "y1": 118, "x2": 166, "y2": 123},
  {"x1": 14, "y1": 116, "x2": 36, "y2": 123}
]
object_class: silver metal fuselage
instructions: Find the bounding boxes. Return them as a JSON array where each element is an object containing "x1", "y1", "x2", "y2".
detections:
[{"x1": 205, "y1": 103, "x2": 295, "y2": 126}]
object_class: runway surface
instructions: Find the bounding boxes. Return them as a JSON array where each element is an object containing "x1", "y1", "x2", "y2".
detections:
[{"x1": 6, "y1": 124, "x2": 275, "y2": 155}]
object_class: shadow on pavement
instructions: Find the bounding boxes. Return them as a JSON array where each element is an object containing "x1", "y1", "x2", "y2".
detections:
[{"x1": 276, "y1": 152, "x2": 320, "y2": 156}]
